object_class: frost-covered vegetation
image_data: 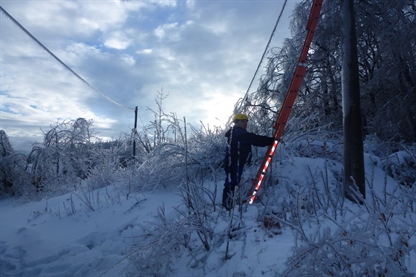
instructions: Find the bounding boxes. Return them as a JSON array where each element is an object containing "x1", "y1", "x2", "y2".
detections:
[{"x1": 1, "y1": 107, "x2": 415, "y2": 276}]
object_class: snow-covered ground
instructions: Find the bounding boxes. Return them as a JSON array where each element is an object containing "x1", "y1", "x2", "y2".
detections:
[
  {"x1": 1, "y1": 153, "x2": 415, "y2": 276},
  {"x1": 0, "y1": 187, "x2": 180, "y2": 276},
  {"x1": 0, "y1": 185, "x2": 295, "y2": 276}
]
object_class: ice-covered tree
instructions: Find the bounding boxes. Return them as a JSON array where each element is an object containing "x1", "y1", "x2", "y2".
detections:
[
  {"x1": 238, "y1": 0, "x2": 415, "y2": 144},
  {"x1": 27, "y1": 118, "x2": 98, "y2": 192},
  {"x1": 0, "y1": 130, "x2": 29, "y2": 195}
]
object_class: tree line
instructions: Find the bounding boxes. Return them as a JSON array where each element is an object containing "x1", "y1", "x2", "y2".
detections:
[{"x1": 240, "y1": 0, "x2": 415, "y2": 144}]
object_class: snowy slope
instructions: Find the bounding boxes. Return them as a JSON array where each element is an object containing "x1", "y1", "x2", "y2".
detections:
[
  {"x1": 0, "y1": 188, "x2": 181, "y2": 276},
  {"x1": 1, "y1": 154, "x2": 415, "y2": 276}
]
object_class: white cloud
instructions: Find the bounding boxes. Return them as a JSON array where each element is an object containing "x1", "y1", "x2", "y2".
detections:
[
  {"x1": 121, "y1": 55, "x2": 136, "y2": 66},
  {"x1": 64, "y1": 42, "x2": 103, "y2": 60},
  {"x1": 154, "y1": 22, "x2": 179, "y2": 40},
  {"x1": 0, "y1": 0, "x2": 298, "y2": 151},
  {"x1": 104, "y1": 31, "x2": 132, "y2": 50},
  {"x1": 136, "y1": 49, "x2": 153, "y2": 55}
]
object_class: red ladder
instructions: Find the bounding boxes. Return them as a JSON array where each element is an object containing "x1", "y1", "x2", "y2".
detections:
[{"x1": 248, "y1": 0, "x2": 324, "y2": 204}]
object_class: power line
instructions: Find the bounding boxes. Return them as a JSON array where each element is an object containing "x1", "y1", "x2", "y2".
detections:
[
  {"x1": 235, "y1": 0, "x2": 289, "y2": 113},
  {"x1": 0, "y1": 5, "x2": 134, "y2": 111}
]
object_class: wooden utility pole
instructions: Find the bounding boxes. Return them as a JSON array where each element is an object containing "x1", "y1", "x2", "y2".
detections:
[
  {"x1": 133, "y1": 106, "x2": 138, "y2": 157},
  {"x1": 340, "y1": 0, "x2": 365, "y2": 201}
]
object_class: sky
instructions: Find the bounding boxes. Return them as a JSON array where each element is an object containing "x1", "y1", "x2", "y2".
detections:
[{"x1": 0, "y1": 0, "x2": 300, "y2": 152}]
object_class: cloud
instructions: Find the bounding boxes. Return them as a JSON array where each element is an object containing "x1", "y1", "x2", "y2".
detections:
[
  {"x1": 136, "y1": 49, "x2": 153, "y2": 55},
  {"x1": 104, "y1": 31, "x2": 132, "y2": 50},
  {"x1": 1, "y1": 0, "x2": 297, "y2": 152}
]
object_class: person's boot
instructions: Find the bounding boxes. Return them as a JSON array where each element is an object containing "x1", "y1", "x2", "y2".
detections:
[{"x1": 222, "y1": 186, "x2": 234, "y2": 210}]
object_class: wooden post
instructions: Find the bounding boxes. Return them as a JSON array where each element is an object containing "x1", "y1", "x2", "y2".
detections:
[{"x1": 133, "y1": 106, "x2": 138, "y2": 157}]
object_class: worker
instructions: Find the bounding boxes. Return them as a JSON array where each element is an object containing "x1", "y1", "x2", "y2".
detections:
[{"x1": 222, "y1": 113, "x2": 274, "y2": 210}]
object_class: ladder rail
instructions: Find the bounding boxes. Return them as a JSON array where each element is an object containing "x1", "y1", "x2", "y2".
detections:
[{"x1": 248, "y1": 0, "x2": 324, "y2": 204}]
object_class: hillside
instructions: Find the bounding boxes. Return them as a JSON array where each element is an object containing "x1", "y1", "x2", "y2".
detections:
[{"x1": 1, "y1": 148, "x2": 415, "y2": 276}]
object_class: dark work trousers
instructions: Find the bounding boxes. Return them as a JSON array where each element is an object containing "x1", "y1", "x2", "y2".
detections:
[{"x1": 222, "y1": 163, "x2": 244, "y2": 209}]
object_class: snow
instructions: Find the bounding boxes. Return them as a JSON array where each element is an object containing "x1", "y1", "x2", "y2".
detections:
[
  {"x1": 1, "y1": 153, "x2": 415, "y2": 276},
  {"x1": 0, "y1": 189, "x2": 181, "y2": 276}
]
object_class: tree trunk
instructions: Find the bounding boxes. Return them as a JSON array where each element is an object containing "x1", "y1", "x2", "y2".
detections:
[{"x1": 340, "y1": 0, "x2": 365, "y2": 201}]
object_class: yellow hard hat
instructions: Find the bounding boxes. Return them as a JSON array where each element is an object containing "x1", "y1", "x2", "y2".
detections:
[{"x1": 233, "y1": 113, "x2": 248, "y2": 122}]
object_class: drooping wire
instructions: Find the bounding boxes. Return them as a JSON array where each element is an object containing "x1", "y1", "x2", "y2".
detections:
[
  {"x1": 0, "y1": 6, "x2": 135, "y2": 111},
  {"x1": 234, "y1": 0, "x2": 289, "y2": 114}
]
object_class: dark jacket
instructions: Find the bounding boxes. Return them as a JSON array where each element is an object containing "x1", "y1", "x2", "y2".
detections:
[{"x1": 224, "y1": 126, "x2": 274, "y2": 182}]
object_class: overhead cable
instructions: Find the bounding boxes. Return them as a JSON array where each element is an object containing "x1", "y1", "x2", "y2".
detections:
[
  {"x1": 0, "y1": 5, "x2": 134, "y2": 111},
  {"x1": 235, "y1": 0, "x2": 289, "y2": 113}
]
